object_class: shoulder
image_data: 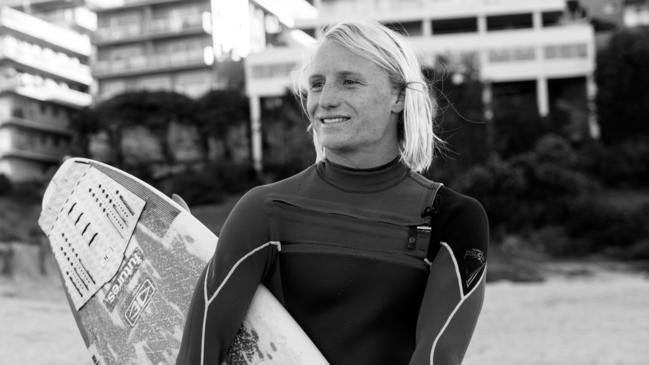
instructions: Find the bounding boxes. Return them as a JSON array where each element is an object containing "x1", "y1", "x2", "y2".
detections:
[
  {"x1": 234, "y1": 164, "x2": 318, "y2": 207},
  {"x1": 437, "y1": 186, "x2": 487, "y2": 222},
  {"x1": 435, "y1": 185, "x2": 489, "y2": 251}
]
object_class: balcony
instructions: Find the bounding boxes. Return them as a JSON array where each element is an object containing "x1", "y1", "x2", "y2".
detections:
[
  {"x1": 91, "y1": 0, "x2": 182, "y2": 12},
  {"x1": 0, "y1": 76, "x2": 91, "y2": 109},
  {"x1": 93, "y1": 17, "x2": 208, "y2": 45},
  {"x1": 0, "y1": 148, "x2": 64, "y2": 164},
  {"x1": 93, "y1": 49, "x2": 210, "y2": 78},
  {"x1": 0, "y1": 117, "x2": 72, "y2": 136},
  {"x1": 0, "y1": 38, "x2": 92, "y2": 85},
  {"x1": 299, "y1": 0, "x2": 566, "y2": 27},
  {"x1": 0, "y1": 7, "x2": 90, "y2": 56}
]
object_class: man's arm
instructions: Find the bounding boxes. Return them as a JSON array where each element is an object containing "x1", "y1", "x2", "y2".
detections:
[
  {"x1": 176, "y1": 187, "x2": 277, "y2": 365},
  {"x1": 409, "y1": 195, "x2": 488, "y2": 365}
]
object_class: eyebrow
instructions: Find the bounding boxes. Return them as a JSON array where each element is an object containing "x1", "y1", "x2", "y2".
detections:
[{"x1": 308, "y1": 70, "x2": 364, "y2": 81}]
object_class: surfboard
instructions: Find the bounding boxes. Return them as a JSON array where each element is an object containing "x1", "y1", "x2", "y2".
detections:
[{"x1": 38, "y1": 157, "x2": 328, "y2": 365}]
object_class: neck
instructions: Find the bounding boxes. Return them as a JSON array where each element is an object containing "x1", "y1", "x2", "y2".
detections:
[
  {"x1": 317, "y1": 156, "x2": 408, "y2": 192},
  {"x1": 325, "y1": 148, "x2": 400, "y2": 170}
]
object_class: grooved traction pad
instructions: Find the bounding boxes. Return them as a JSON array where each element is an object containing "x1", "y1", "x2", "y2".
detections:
[{"x1": 40, "y1": 163, "x2": 145, "y2": 310}]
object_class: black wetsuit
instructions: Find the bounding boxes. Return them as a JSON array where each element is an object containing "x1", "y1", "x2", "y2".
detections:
[{"x1": 176, "y1": 158, "x2": 488, "y2": 365}]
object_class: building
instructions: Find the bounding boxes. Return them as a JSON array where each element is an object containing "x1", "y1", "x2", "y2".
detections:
[
  {"x1": 244, "y1": 0, "x2": 598, "y2": 168},
  {"x1": 9, "y1": 0, "x2": 97, "y2": 34},
  {"x1": 91, "y1": 0, "x2": 315, "y2": 102},
  {"x1": 0, "y1": 5, "x2": 92, "y2": 181},
  {"x1": 91, "y1": 0, "x2": 219, "y2": 100},
  {"x1": 622, "y1": 0, "x2": 649, "y2": 26}
]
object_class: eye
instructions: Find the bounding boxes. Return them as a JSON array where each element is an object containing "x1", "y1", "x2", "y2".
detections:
[
  {"x1": 343, "y1": 79, "x2": 359, "y2": 86},
  {"x1": 309, "y1": 80, "x2": 323, "y2": 91}
]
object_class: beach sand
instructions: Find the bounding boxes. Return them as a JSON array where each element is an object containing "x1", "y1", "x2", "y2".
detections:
[{"x1": 1, "y1": 257, "x2": 648, "y2": 365}]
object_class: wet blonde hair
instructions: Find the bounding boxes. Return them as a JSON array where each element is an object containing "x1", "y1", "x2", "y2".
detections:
[{"x1": 294, "y1": 20, "x2": 442, "y2": 172}]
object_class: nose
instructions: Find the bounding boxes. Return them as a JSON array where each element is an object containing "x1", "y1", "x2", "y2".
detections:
[{"x1": 318, "y1": 82, "x2": 340, "y2": 109}]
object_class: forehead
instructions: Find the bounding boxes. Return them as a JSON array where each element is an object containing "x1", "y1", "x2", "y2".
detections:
[{"x1": 308, "y1": 39, "x2": 386, "y2": 77}]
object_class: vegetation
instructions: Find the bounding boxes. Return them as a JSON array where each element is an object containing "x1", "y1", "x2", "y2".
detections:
[{"x1": 5, "y1": 28, "x2": 649, "y2": 262}]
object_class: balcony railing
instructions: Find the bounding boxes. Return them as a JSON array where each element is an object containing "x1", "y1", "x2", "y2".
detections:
[
  {"x1": 0, "y1": 117, "x2": 72, "y2": 136},
  {"x1": 0, "y1": 148, "x2": 65, "y2": 164},
  {"x1": 93, "y1": 49, "x2": 208, "y2": 77},
  {"x1": 0, "y1": 76, "x2": 91, "y2": 109},
  {"x1": 94, "y1": 17, "x2": 207, "y2": 44},
  {"x1": 0, "y1": 38, "x2": 92, "y2": 85},
  {"x1": 0, "y1": 7, "x2": 90, "y2": 56},
  {"x1": 245, "y1": 23, "x2": 595, "y2": 96}
]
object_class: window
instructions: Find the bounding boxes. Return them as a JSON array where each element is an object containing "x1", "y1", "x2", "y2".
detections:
[
  {"x1": 487, "y1": 13, "x2": 533, "y2": 31},
  {"x1": 432, "y1": 17, "x2": 478, "y2": 34},
  {"x1": 542, "y1": 11, "x2": 564, "y2": 27},
  {"x1": 11, "y1": 107, "x2": 24, "y2": 119},
  {"x1": 383, "y1": 21, "x2": 423, "y2": 36}
]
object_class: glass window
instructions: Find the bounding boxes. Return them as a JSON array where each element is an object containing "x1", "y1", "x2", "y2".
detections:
[
  {"x1": 487, "y1": 13, "x2": 533, "y2": 31},
  {"x1": 432, "y1": 17, "x2": 478, "y2": 34}
]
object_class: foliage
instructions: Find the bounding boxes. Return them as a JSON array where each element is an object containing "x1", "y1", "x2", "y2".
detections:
[
  {"x1": 576, "y1": 136, "x2": 649, "y2": 188},
  {"x1": 596, "y1": 27, "x2": 649, "y2": 143},
  {"x1": 452, "y1": 135, "x2": 599, "y2": 237},
  {"x1": 564, "y1": 199, "x2": 649, "y2": 254},
  {"x1": 0, "y1": 174, "x2": 11, "y2": 195},
  {"x1": 423, "y1": 54, "x2": 488, "y2": 181},
  {"x1": 159, "y1": 162, "x2": 258, "y2": 206},
  {"x1": 193, "y1": 89, "x2": 249, "y2": 161},
  {"x1": 261, "y1": 91, "x2": 315, "y2": 181}
]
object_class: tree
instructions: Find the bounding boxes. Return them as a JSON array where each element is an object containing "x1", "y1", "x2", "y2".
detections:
[
  {"x1": 193, "y1": 89, "x2": 249, "y2": 162},
  {"x1": 596, "y1": 27, "x2": 649, "y2": 143},
  {"x1": 423, "y1": 54, "x2": 488, "y2": 181}
]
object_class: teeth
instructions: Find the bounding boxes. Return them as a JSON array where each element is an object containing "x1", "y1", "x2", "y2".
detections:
[{"x1": 321, "y1": 117, "x2": 348, "y2": 124}]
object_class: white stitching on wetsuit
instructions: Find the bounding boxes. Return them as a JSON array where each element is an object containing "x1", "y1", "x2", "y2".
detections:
[
  {"x1": 429, "y1": 241, "x2": 487, "y2": 365},
  {"x1": 200, "y1": 241, "x2": 281, "y2": 365}
]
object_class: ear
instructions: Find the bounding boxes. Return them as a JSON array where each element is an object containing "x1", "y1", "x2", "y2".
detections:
[{"x1": 391, "y1": 90, "x2": 405, "y2": 113}]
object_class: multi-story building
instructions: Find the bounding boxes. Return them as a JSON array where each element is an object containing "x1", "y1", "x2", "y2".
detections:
[
  {"x1": 9, "y1": 0, "x2": 97, "y2": 34},
  {"x1": 245, "y1": 0, "x2": 598, "y2": 168},
  {"x1": 91, "y1": 0, "x2": 315, "y2": 102},
  {"x1": 0, "y1": 5, "x2": 92, "y2": 181},
  {"x1": 91, "y1": 0, "x2": 316, "y2": 172},
  {"x1": 91, "y1": 0, "x2": 218, "y2": 100}
]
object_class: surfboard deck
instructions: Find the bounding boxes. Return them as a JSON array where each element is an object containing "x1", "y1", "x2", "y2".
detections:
[{"x1": 38, "y1": 158, "x2": 328, "y2": 365}]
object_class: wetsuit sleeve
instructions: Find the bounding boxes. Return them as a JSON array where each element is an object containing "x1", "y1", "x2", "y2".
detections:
[
  {"x1": 176, "y1": 187, "x2": 277, "y2": 365},
  {"x1": 409, "y1": 195, "x2": 488, "y2": 365}
]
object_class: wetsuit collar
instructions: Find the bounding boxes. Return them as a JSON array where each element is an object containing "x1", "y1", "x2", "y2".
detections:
[{"x1": 316, "y1": 156, "x2": 409, "y2": 192}]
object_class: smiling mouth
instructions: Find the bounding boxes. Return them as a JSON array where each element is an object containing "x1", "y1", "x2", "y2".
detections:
[{"x1": 320, "y1": 117, "x2": 350, "y2": 124}]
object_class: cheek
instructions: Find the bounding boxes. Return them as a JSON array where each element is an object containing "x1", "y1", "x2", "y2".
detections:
[{"x1": 306, "y1": 94, "x2": 317, "y2": 119}]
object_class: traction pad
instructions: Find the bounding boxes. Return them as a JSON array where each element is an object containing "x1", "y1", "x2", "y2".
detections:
[{"x1": 40, "y1": 164, "x2": 145, "y2": 310}]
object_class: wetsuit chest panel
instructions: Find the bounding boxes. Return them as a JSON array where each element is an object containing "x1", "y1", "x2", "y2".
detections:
[
  {"x1": 267, "y1": 194, "x2": 432, "y2": 266},
  {"x1": 266, "y1": 194, "x2": 433, "y2": 365}
]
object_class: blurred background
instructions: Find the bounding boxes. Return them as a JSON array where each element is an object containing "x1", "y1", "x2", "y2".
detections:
[{"x1": 0, "y1": 0, "x2": 648, "y2": 364}]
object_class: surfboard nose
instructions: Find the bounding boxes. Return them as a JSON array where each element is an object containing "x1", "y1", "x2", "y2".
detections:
[{"x1": 39, "y1": 158, "x2": 91, "y2": 234}]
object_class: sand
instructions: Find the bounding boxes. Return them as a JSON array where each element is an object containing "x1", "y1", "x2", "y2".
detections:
[{"x1": 1, "y1": 261, "x2": 648, "y2": 365}]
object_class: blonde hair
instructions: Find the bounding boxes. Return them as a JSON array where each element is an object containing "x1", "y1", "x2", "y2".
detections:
[{"x1": 294, "y1": 21, "x2": 443, "y2": 172}]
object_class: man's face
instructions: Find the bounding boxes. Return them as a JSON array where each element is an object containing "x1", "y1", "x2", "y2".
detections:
[{"x1": 306, "y1": 40, "x2": 403, "y2": 166}]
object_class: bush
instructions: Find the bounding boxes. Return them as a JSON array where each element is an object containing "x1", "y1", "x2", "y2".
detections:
[
  {"x1": 452, "y1": 157, "x2": 528, "y2": 235},
  {"x1": 596, "y1": 28, "x2": 649, "y2": 143},
  {"x1": 453, "y1": 135, "x2": 599, "y2": 236},
  {"x1": 161, "y1": 168, "x2": 226, "y2": 206},
  {"x1": 0, "y1": 174, "x2": 11, "y2": 195},
  {"x1": 160, "y1": 162, "x2": 259, "y2": 206},
  {"x1": 564, "y1": 199, "x2": 649, "y2": 252},
  {"x1": 576, "y1": 137, "x2": 649, "y2": 188},
  {"x1": 11, "y1": 180, "x2": 44, "y2": 204}
]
